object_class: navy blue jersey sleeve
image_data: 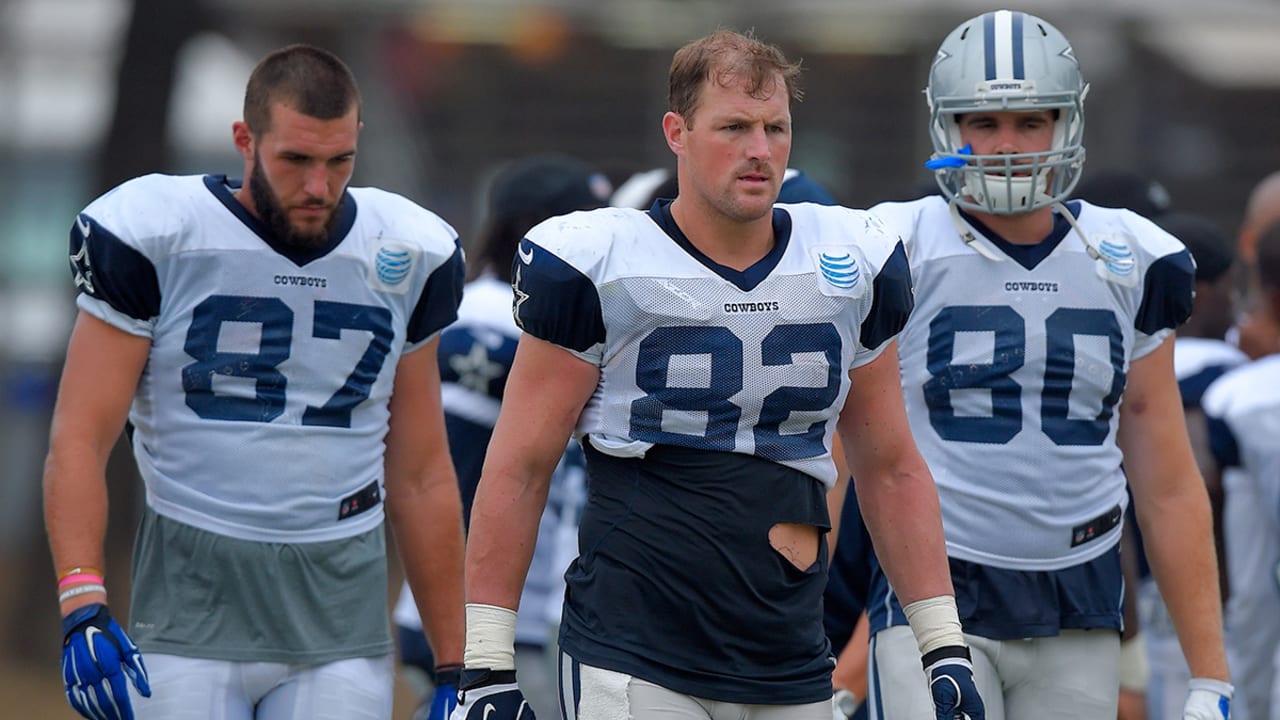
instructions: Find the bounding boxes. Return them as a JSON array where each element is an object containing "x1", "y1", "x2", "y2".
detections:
[
  {"x1": 70, "y1": 213, "x2": 160, "y2": 320},
  {"x1": 512, "y1": 238, "x2": 605, "y2": 352},
  {"x1": 1205, "y1": 414, "x2": 1241, "y2": 470},
  {"x1": 408, "y1": 239, "x2": 465, "y2": 344},
  {"x1": 1135, "y1": 249, "x2": 1194, "y2": 335},
  {"x1": 860, "y1": 240, "x2": 914, "y2": 350}
]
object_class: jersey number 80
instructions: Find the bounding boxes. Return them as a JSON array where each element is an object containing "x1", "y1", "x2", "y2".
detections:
[{"x1": 924, "y1": 305, "x2": 1125, "y2": 446}]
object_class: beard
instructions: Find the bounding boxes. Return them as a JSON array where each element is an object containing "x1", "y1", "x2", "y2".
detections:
[{"x1": 249, "y1": 153, "x2": 342, "y2": 249}]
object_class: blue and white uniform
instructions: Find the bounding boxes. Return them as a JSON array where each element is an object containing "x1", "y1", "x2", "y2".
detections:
[
  {"x1": 392, "y1": 272, "x2": 587, "y2": 716},
  {"x1": 69, "y1": 173, "x2": 464, "y2": 715},
  {"x1": 865, "y1": 196, "x2": 1192, "y2": 719},
  {"x1": 1144, "y1": 337, "x2": 1246, "y2": 720},
  {"x1": 1204, "y1": 357, "x2": 1280, "y2": 720},
  {"x1": 514, "y1": 199, "x2": 913, "y2": 705}
]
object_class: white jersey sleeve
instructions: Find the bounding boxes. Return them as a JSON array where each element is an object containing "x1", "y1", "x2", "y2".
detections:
[
  {"x1": 70, "y1": 174, "x2": 464, "y2": 542},
  {"x1": 874, "y1": 196, "x2": 1194, "y2": 570},
  {"x1": 510, "y1": 203, "x2": 913, "y2": 487},
  {"x1": 1202, "y1": 356, "x2": 1280, "y2": 714}
]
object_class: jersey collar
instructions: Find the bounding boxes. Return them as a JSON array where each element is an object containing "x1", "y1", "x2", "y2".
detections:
[
  {"x1": 958, "y1": 200, "x2": 1082, "y2": 271},
  {"x1": 203, "y1": 174, "x2": 357, "y2": 266},
  {"x1": 647, "y1": 198, "x2": 792, "y2": 292}
]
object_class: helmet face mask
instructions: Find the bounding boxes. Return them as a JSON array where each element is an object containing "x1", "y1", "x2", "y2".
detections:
[{"x1": 926, "y1": 10, "x2": 1088, "y2": 214}]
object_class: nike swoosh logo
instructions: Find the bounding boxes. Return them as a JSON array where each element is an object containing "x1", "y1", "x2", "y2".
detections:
[
  {"x1": 517, "y1": 243, "x2": 534, "y2": 265},
  {"x1": 76, "y1": 214, "x2": 92, "y2": 238}
]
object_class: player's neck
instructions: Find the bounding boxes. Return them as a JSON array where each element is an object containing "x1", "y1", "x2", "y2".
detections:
[
  {"x1": 233, "y1": 187, "x2": 260, "y2": 221},
  {"x1": 967, "y1": 205, "x2": 1054, "y2": 246},
  {"x1": 669, "y1": 196, "x2": 775, "y2": 271}
]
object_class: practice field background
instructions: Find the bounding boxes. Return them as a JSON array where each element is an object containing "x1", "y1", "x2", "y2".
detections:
[{"x1": 4, "y1": 1, "x2": 1280, "y2": 717}]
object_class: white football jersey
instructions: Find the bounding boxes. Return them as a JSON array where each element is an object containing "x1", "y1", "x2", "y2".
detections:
[
  {"x1": 1203, "y1": 356, "x2": 1280, "y2": 720},
  {"x1": 873, "y1": 196, "x2": 1194, "y2": 570},
  {"x1": 514, "y1": 201, "x2": 914, "y2": 487},
  {"x1": 72, "y1": 174, "x2": 463, "y2": 543}
]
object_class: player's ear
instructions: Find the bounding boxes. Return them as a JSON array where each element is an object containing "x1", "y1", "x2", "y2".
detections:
[
  {"x1": 232, "y1": 121, "x2": 254, "y2": 161},
  {"x1": 662, "y1": 112, "x2": 687, "y2": 156}
]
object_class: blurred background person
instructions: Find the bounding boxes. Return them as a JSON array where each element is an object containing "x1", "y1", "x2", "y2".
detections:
[
  {"x1": 1144, "y1": 212, "x2": 1247, "y2": 720},
  {"x1": 1201, "y1": 218, "x2": 1280, "y2": 720},
  {"x1": 392, "y1": 153, "x2": 611, "y2": 720}
]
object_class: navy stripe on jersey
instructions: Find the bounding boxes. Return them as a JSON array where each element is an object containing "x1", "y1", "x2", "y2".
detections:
[
  {"x1": 408, "y1": 240, "x2": 465, "y2": 344},
  {"x1": 1135, "y1": 249, "x2": 1194, "y2": 335},
  {"x1": 203, "y1": 175, "x2": 357, "y2": 266},
  {"x1": 512, "y1": 238, "x2": 605, "y2": 352},
  {"x1": 647, "y1": 199, "x2": 793, "y2": 292},
  {"x1": 867, "y1": 544, "x2": 1124, "y2": 640},
  {"x1": 961, "y1": 202, "x2": 1079, "y2": 271},
  {"x1": 1205, "y1": 414, "x2": 1241, "y2": 469},
  {"x1": 861, "y1": 241, "x2": 913, "y2": 350},
  {"x1": 70, "y1": 214, "x2": 160, "y2": 320}
]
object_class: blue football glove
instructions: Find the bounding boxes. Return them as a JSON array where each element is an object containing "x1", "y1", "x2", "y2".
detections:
[
  {"x1": 1184, "y1": 678, "x2": 1233, "y2": 720},
  {"x1": 923, "y1": 646, "x2": 984, "y2": 720},
  {"x1": 61, "y1": 603, "x2": 151, "y2": 720},
  {"x1": 413, "y1": 666, "x2": 461, "y2": 720},
  {"x1": 449, "y1": 669, "x2": 535, "y2": 720}
]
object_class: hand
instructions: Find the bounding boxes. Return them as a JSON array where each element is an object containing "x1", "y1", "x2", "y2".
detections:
[
  {"x1": 413, "y1": 666, "x2": 461, "y2": 720},
  {"x1": 833, "y1": 687, "x2": 860, "y2": 720},
  {"x1": 61, "y1": 603, "x2": 151, "y2": 720},
  {"x1": 1184, "y1": 678, "x2": 1233, "y2": 720},
  {"x1": 449, "y1": 669, "x2": 535, "y2": 720},
  {"x1": 923, "y1": 646, "x2": 984, "y2": 720}
]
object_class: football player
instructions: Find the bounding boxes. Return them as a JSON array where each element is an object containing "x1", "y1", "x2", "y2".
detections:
[
  {"x1": 1203, "y1": 219, "x2": 1280, "y2": 720},
  {"x1": 393, "y1": 154, "x2": 611, "y2": 720},
  {"x1": 867, "y1": 10, "x2": 1233, "y2": 720},
  {"x1": 451, "y1": 29, "x2": 982, "y2": 720},
  {"x1": 45, "y1": 45, "x2": 465, "y2": 720}
]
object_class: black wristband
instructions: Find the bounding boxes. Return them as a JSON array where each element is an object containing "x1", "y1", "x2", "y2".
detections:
[
  {"x1": 434, "y1": 663, "x2": 463, "y2": 687},
  {"x1": 459, "y1": 667, "x2": 517, "y2": 690},
  {"x1": 921, "y1": 644, "x2": 971, "y2": 670}
]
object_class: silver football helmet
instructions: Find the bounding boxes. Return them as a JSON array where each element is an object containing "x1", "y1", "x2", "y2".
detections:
[{"x1": 925, "y1": 10, "x2": 1088, "y2": 214}]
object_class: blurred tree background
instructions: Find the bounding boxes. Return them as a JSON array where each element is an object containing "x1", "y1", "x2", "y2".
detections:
[{"x1": 2, "y1": 0, "x2": 1278, "y2": 716}]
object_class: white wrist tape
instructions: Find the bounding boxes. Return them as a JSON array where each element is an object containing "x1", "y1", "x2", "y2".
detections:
[
  {"x1": 903, "y1": 595, "x2": 966, "y2": 656},
  {"x1": 1188, "y1": 677, "x2": 1234, "y2": 698},
  {"x1": 463, "y1": 603, "x2": 518, "y2": 670}
]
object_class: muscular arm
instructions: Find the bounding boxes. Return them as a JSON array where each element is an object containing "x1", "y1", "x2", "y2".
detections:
[
  {"x1": 43, "y1": 312, "x2": 150, "y2": 614},
  {"x1": 1119, "y1": 337, "x2": 1229, "y2": 682},
  {"x1": 836, "y1": 341, "x2": 953, "y2": 605},
  {"x1": 385, "y1": 337, "x2": 466, "y2": 667},
  {"x1": 827, "y1": 439, "x2": 851, "y2": 558},
  {"x1": 464, "y1": 334, "x2": 599, "y2": 609}
]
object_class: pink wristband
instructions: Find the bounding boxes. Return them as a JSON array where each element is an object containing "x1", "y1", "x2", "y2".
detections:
[{"x1": 57, "y1": 573, "x2": 104, "y2": 590}]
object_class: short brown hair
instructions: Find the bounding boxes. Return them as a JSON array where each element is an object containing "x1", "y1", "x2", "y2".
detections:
[
  {"x1": 668, "y1": 29, "x2": 802, "y2": 127},
  {"x1": 243, "y1": 44, "x2": 361, "y2": 134}
]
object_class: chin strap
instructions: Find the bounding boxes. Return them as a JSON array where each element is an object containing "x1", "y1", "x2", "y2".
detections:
[
  {"x1": 1053, "y1": 201, "x2": 1139, "y2": 287},
  {"x1": 946, "y1": 198, "x2": 1005, "y2": 262},
  {"x1": 947, "y1": 198, "x2": 1134, "y2": 284},
  {"x1": 1051, "y1": 201, "x2": 1098, "y2": 260}
]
